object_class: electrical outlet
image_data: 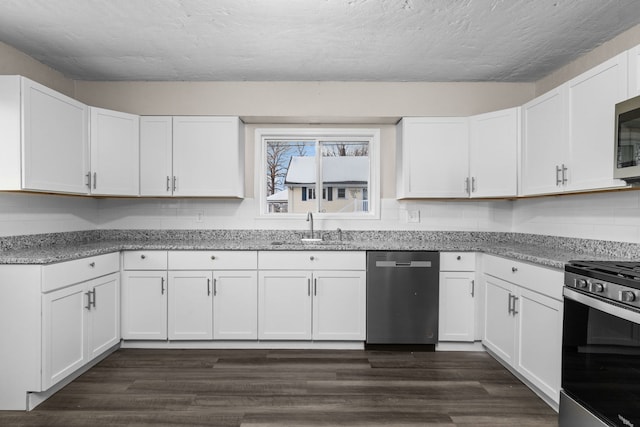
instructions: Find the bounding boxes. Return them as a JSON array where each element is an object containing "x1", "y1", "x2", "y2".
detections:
[{"x1": 407, "y1": 210, "x2": 420, "y2": 223}]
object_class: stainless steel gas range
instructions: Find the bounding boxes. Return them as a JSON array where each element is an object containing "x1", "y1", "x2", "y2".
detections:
[{"x1": 561, "y1": 260, "x2": 640, "y2": 427}]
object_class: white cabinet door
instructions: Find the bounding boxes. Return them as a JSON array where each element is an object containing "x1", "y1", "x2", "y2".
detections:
[
  {"x1": 396, "y1": 117, "x2": 469, "y2": 198},
  {"x1": 22, "y1": 78, "x2": 89, "y2": 194},
  {"x1": 628, "y1": 44, "x2": 640, "y2": 98},
  {"x1": 172, "y1": 116, "x2": 244, "y2": 197},
  {"x1": 168, "y1": 271, "x2": 213, "y2": 340},
  {"x1": 438, "y1": 272, "x2": 475, "y2": 342},
  {"x1": 566, "y1": 53, "x2": 628, "y2": 192},
  {"x1": 516, "y1": 287, "x2": 563, "y2": 403},
  {"x1": 258, "y1": 271, "x2": 312, "y2": 340},
  {"x1": 89, "y1": 107, "x2": 140, "y2": 196},
  {"x1": 140, "y1": 116, "x2": 173, "y2": 196},
  {"x1": 122, "y1": 271, "x2": 168, "y2": 340},
  {"x1": 312, "y1": 271, "x2": 366, "y2": 341},
  {"x1": 86, "y1": 273, "x2": 120, "y2": 360},
  {"x1": 483, "y1": 275, "x2": 516, "y2": 365},
  {"x1": 521, "y1": 87, "x2": 568, "y2": 196},
  {"x1": 213, "y1": 270, "x2": 258, "y2": 340},
  {"x1": 42, "y1": 283, "x2": 87, "y2": 389},
  {"x1": 469, "y1": 108, "x2": 519, "y2": 198}
]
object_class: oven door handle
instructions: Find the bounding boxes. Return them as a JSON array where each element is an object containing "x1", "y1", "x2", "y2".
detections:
[{"x1": 564, "y1": 287, "x2": 640, "y2": 325}]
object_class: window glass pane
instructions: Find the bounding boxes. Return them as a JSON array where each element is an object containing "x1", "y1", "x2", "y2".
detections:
[
  {"x1": 320, "y1": 142, "x2": 369, "y2": 213},
  {"x1": 265, "y1": 140, "x2": 315, "y2": 213}
]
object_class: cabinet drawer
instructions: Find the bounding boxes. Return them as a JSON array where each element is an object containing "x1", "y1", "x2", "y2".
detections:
[
  {"x1": 168, "y1": 251, "x2": 257, "y2": 270},
  {"x1": 42, "y1": 252, "x2": 120, "y2": 292},
  {"x1": 123, "y1": 251, "x2": 168, "y2": 270},
  {"x1": 440, "y1": 252, "x2": 476, "y2": 271},
  {"x1": 258, "y1": 251, "x2": 365, "y2": 270},
  {"x1": 483, "y1": 255, "x2": 563, "y2": 300}
]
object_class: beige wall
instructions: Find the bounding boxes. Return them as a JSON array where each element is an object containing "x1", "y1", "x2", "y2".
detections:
[
  {"x1": 536, "y1": 23, "x2": 640, "y2": 95},
  {"x1": 0, "y1": 41, "x2": 74, "y2": 97}
]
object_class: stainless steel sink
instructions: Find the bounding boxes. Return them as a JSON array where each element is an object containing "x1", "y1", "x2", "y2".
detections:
[{"x1": 270, "y1": 240, "x2": 351, "y2": 246}]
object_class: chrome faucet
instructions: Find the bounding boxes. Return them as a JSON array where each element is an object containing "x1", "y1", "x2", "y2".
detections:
[{"x1": 306, "y1": 211, "x2": 314, "y2": 239}]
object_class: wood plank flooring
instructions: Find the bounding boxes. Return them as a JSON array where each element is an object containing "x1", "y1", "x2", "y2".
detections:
[{"x1": 0, "y1": 349, "x2": 558, "y2": 426}]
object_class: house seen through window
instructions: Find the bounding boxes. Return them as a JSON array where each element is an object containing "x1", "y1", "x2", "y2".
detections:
[{"x1": 263, "y1": 135, "x2": 372, "y2": 215}]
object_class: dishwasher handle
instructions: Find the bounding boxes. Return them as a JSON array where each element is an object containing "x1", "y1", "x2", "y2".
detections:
[{"x1": 375, "y1": 260, "x2": 432, "y2": 268}]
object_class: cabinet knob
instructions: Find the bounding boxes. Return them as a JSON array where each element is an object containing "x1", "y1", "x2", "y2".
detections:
[
  {"x1": 457, "y1": 256, "x2": 461, "y2": 260},
  {"x1": 140, "y1": 254, "x2": 146, "y2": 259},
  {"x1": 310, "y1": 256, "x2": 315, "y2": 261},
  {"x1": 512, "y1": 267, "x2": 518, "y2": 273},
  {"x1": 89, "y1": 262, "x2": 95, "y2": 268},
  {"x1": 211, "y1": 255, "x2": 216, "y2": 260}
]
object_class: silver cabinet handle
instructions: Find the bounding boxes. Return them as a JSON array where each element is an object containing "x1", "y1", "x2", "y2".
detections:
[
  {"x1": 91, "y1": 289, "x2": 96, "y2": 309},
  {"x1": 507, "y1": 293, "x2": 513, "y2": 315},
  {"x1": 161, "y1": 277, "x2": 165, "y2": 295},
  {"x1": 86, "y1": 172, "x2": 92, "y2": 189},
  {"x1": 308, "y1": 278, "x2": 311, "y2": 296},
  {"x1": 555, "y1": 165, "x2": 562, "y2": 186},
  {"x1": 511, "y1": 267, "x2": 518, "y2": 273},
  {"x1": 89, "y1": 262, "x2": 96, "y2": 268},
  {"x1": 85, "y1": 291, "x2": 92, "y2": 310},
  {"x1": 172, "y1": 176, "x2": 177, "y2": 192},
  {"x1": 562, "y1": 164, "x2": 568, "y2": 185},
  {"x1": 93, "y1": 172, "x2": 97, "y2": 189},
  {"x1": 457, "y1": 255, "x2": 461, "y2": 261},
  {"x1": 140, "y1": 254, "x2": 146, "y2": 259},
  {"x1": 211, "y1": 255, "x2": 216, "y2": 260},
  {"x1": 471, "y1": 177, "x2": 476, "y2": 193},
  {"x1": 314, "y1": 278, "x2": 317, "y2": 296},
  {"x1": 166, "y1": 176, "x2": 171, "y2": 192},
  {"x1": 471, "y1": 279, "x2": 475, "y2": 297},
  {"x1": 207, "y1": 278, "x2": 211, "y2": 296},
  {"x1": 465, "y1": 177, "x2": 470, "y2": 193},
  {"x1": 213, "y1": 278, "x2": 217, "y2": 296},
  {"x1": 309, "y1": 256, "x2": 315, "y2": 261},
  {"x1": 512, "y1": 296, "x2": 519, "y2": 315}
]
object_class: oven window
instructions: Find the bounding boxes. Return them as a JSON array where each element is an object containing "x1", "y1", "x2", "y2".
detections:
[
  {"x1": 617, "y1": 108, "x2": 640, "y2": 168},
  {"x1": 563, "y1": 298, "x2": 640, "y2": 426}
]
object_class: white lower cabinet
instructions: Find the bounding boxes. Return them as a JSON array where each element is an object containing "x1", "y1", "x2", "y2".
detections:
[
  {"x1": 42, "y1": 271, "x2": 120, "y2": 390},
  {"x1": 213, "y1": 270, "x2": 258, "y2": 340},
  {"x1": 482, "y1": 255, "x2": 563, "y2": 406},
  {"x1": 439, "y1": 252, "x2": 477, "y2": 343},
  {"x1": 168, "y1": 271, "x2": 214, "y2": 340},
  {"x1": 258, "y1": 251, "x2": 366, "y2": 341}
]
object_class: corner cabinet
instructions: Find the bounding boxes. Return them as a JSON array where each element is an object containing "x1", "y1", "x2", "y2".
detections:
[
  {"x1": 482, "y1": 255, "x2": 563, "y2": 407},
  {"x1": 89, "y1": 107, "x2": 140, "y2": 196},
  {"x1": 139, "y1": 116, "x2": 245, "y2": 197},
  {"x1": 257, "y1": 251, "x2": 366, "y2": 341},
  {"x1": 0, "y1": 252, "x2": 121, "y2": 410},
  {"x1": 521, "y1": 52, "x2": 628, "y2": 196},
  {"x1": 0, "y1": 76, "x2": 89, "y2": 194}
]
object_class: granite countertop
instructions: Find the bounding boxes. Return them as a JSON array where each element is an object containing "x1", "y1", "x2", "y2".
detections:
[{"x1": 1, "y1": 230, "x2": 636, "y2": 269}]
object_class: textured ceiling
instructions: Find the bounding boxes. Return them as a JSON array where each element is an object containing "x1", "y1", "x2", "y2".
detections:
[{"x1": 0, "y1": 0, "x2": 640, "y2": 82}]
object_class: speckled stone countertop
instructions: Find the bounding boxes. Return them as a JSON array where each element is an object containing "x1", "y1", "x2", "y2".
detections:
[{"x1": 1, "y1": 230, "x2": 639, "y2": 269}]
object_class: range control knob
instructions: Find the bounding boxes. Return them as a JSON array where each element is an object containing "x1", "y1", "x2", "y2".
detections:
[
  {"x1": 591, "y1": 282, "x2": 604, "y2": 293},
  {"x1": 576, "y1": 279, "x2": 588, "y2": 289},
  {"x1": 620, "y1": 291, "x2": 637, "y2": 303}
]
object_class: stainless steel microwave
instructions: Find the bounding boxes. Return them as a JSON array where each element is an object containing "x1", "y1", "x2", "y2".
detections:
[{"x1": 614, "y1": 94, "x2": 640, "y2": 182}]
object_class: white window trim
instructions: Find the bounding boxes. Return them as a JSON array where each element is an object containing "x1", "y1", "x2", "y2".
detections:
[{"x1": 255, "y1": 127, "x2": 381, "y2": 220}]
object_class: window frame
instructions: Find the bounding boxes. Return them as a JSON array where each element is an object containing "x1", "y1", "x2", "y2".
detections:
[{"x1": 255, "y1": 127, "x2": 380, "y2": 219}]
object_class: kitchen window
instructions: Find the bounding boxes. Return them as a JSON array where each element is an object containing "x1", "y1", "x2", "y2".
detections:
[{"x1": 257, "y1": 128, "x2": 380, "y2": 218}]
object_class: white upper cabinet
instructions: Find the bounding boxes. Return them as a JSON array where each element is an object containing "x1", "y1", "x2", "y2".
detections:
[
  {"x1": 396, "y1": 117, "x2": 469, "y2": 198},
  {"x1": 628, "y1": 44, "x2": 640, "y2": 98},
  {"x1": 566, "y1": 52, "x2": 628, "y2": 192},
  {"x1": 469, "y1": 107, "x2": 519, "y2": 198},
  {"x1": 140, "y1": 116, "x2": 173, "y2": 196},
  {"x1": 521, "y1": 86, "x2": 568, "y2": 196},
  {"x1": 172, "y1": 116, "x2": 245, "y2": 197},
  {"x1": 522, "y1": 53, "x2": 628, "y2": 196},
  {"x1": 0, "y1": 76, "x2": 89, "y2": 194},
  {"x1": 89, "y1": 107, "x2": 140, "y2": 196}
]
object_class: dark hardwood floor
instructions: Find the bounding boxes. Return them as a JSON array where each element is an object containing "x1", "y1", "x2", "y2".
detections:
[{"x1": 0, "y1": 349, "x2": 558, "y2": 426}]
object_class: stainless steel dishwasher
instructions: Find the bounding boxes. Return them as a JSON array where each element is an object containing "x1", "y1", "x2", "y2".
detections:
[{"x1": 366, "y1": 251, "x2": 440, "y2": 345}]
